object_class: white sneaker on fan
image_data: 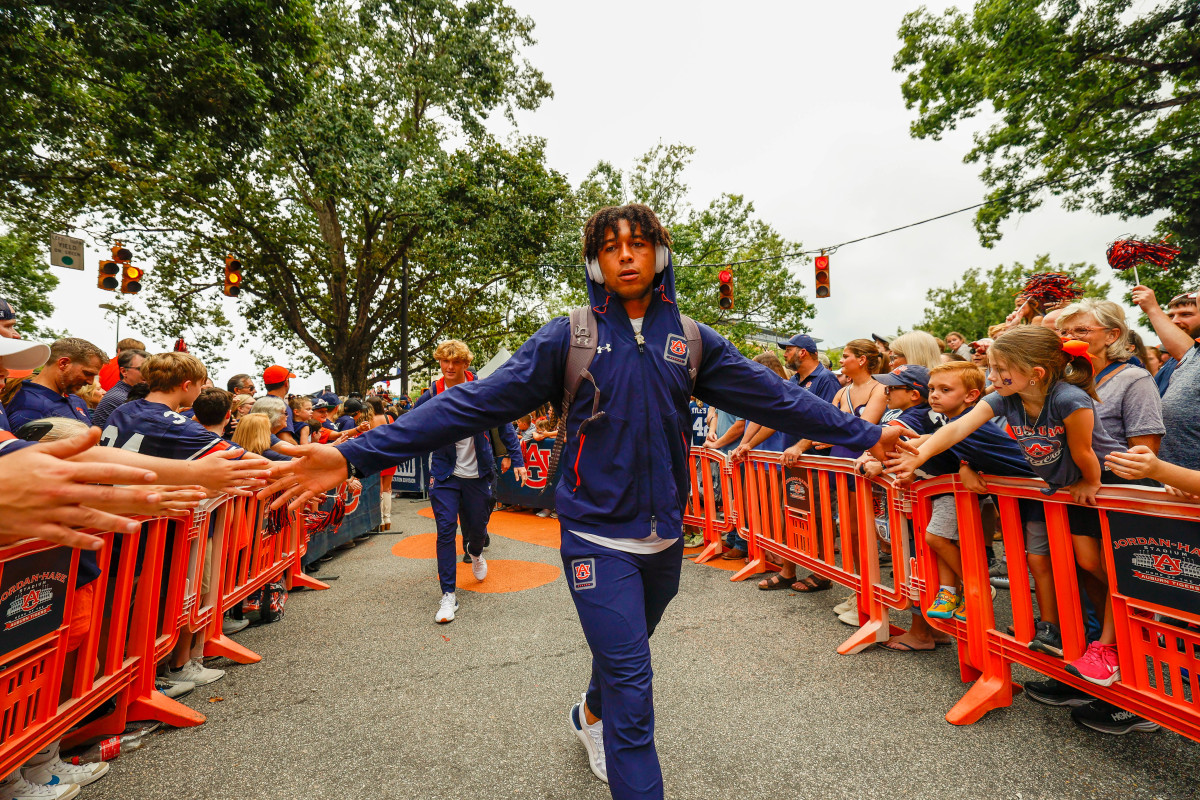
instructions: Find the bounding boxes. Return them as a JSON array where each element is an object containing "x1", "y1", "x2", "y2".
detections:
[{"x1": 470, "y1": 553, "x2": 488, "y2": 581}]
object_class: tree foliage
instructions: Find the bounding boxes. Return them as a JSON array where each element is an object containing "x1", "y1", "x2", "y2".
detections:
[
  {"x1": 918, "y1": 255, "x2": 1110, "y2": 341},
  {"x1": 894, "y1": 1, "x2": 1200, "y2": 298},
  {"x1": 548, "y1": 143, "x2": 816, "y2": 353},
  {"x1": 88, "y1": 0, "x2": 569, "y2": 393},
  {"x1": 0, "y1": 231, "x2": 59, "y2": 338}
]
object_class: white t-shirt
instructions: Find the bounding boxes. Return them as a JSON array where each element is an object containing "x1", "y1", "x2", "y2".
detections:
[
  {"x1": 570, "y1": 314, "x2": 676, "y2": 555},
  {"x1": 453, "y1": 436, "x2": 479, "y2": 478}
]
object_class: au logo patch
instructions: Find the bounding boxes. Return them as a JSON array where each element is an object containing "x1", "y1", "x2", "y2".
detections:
[
  {"x1": 664, "y1": 334, "x2": 688, "y2": 366},
  {"x1": 571, "y1": 558, "x2": 596, "y2": 591}
]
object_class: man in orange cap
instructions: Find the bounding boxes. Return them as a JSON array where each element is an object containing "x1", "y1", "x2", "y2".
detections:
[{"x1": 263, "y1": 364, "x2": 298, "y2": 444}]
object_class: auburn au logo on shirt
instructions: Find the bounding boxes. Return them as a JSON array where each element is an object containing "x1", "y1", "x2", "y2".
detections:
[{"x1": 664, "y1": 334, "x2": 688, "y2": 366}]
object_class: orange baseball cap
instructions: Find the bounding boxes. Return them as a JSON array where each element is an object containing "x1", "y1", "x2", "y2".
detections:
[{"x1": 263, "y1": 365, "x2": 296, "y2": 384}]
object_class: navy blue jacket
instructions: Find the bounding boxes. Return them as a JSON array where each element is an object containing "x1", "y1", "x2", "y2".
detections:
[
  {"x1": 7, "y1": 381, "x2": 91, "y2": 430},
  {"x1": 338, "y1": 256, "x2": 882, "y2": 540},
  {"x1": 415, "y1": 373, "x2": 524, "y2": 482}
]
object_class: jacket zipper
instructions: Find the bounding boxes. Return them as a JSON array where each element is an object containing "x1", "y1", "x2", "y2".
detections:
[{"x1": 634, "y1": 318, "x2": 654, "y2": 537}]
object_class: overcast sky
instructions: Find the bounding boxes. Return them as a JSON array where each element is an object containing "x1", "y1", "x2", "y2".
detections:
[{"x1": 38, "y1": 0, "x2": 1152, "y2": 392}]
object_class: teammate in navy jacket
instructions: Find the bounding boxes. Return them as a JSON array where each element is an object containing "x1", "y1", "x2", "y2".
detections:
[
  {"x1": 416, "y1": 341, "x2": 526, "y2": 622},
  {"x1": 268, "y1": 205, "x2": 902, "y2": 800}
]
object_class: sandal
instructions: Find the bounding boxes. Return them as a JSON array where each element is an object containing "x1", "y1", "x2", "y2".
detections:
[
  {"x1": 758, "y1": 573, "x2": 796, "y2": 591},
  {"x1": 791, "y1": 574, "x2": 833, "y2": 592}
]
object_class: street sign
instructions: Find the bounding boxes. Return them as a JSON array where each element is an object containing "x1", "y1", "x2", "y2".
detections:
[{"x1": 50, "y1": 234, "x2": 85, "y2": 270}]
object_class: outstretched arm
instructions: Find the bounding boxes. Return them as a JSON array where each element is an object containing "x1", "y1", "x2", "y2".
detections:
[
  {"x1": 885, "y1": 402, "x2": 994, "y2": 483},
  {"x1": 693, "y1": 326, "x2": 882, "y2": 456},
  {"x1": 266, "y1": 319, "x2": 569, "y2": 508}
]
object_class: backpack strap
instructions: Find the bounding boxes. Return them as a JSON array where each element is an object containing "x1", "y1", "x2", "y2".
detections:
[
  {"x1": 545, "y1": 306, "x2": 602, "y2": 491},
  {"x1": 680, "y1": 314, "x2": 703, "y2": 392}
]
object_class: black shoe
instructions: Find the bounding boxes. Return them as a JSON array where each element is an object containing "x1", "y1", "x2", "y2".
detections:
[
  {"x1": 461, "y1": 551, "x2": 471, "y2": 563},
  {"x1": 1071, "y1": 700, "x2": 1160, "y2": 734},
  {"x1": 1024, "y1": 678, "x2": 1092, "y2": 707},
  {"x1": 1027, "y1": 620, "x2": 1064, "y2": 657},
  {"x1": 484, "y1": 532, "x2": 491, "y2": 549}
]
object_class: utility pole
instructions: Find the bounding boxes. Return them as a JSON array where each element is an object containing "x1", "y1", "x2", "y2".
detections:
[
  {"x1": 99, "y1": 303, "x2": 125, "y2": 351},
  {"x1": 400, "y1": 253, "x2": 410, "y2": 396}
]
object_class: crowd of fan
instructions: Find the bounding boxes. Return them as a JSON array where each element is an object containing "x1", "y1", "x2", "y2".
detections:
[
  {"x1": 692, "y1": 286, "x2": 1200, "y2": 738},
  {"x1": 0, "y1": 297, "x2": 418, "y2": 799}
]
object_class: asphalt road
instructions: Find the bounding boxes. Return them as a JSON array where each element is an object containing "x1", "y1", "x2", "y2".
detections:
[{"x1": 86, "y1": 498, "x2": 1198, "y2": 800}]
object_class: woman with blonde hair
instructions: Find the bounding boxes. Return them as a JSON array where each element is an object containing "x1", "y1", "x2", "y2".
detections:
[
  {"x1": 888, "y1": 331, "x2": 942, "y2": 370},
  {"x1": 231, "y1": 412, "x2": 272, "y2": 456}
]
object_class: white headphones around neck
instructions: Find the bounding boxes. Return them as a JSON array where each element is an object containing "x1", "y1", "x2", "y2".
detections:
[{"x1": 586, "y1": 245, "x2": 670, "y2": 283}]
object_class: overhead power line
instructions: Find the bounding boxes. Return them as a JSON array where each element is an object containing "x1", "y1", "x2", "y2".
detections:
[{"x1": 528, "y1": 131, "x2": 1200, "y2": 271}]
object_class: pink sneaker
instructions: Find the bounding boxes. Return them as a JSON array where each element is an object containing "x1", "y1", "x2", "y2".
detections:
[{"x1": 1065, "y1": 642, "x2": 1120, "y2": 687}]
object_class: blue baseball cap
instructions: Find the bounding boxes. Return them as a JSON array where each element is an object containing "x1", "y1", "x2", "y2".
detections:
[
  {"x1": 320, "y1": 391, "x2": 341, "y2": 408},
  {"x1": 0, "y1": 298, "x2": 14, "y2": 321},
  {"x1": 872, "y1": 364, "x2": 930, "y2": 396},
  {"x1": 778, "y1": 333, "x2": 820, "y2": 352}
]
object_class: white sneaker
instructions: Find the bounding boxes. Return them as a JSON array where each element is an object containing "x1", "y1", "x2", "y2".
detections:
[
  {"x1": 155, "y1": 675, "x2": 195, "y2": 699},
  {"x1": 0, "y1": 771, "x2": 79, "y2": 799},
  {"x1": 470, "y1": 553, "x2": 487, "y2": 581},
  {"x1": 535, "y1": 509, "x2": 551, "y2": 518},
  {"x1": 833, "y1": 596, "x2": 856, "y2": 615},
  {"x1": 24, "y1": 742, "x2": 108, "y2": 789},
  {"x1": 435, "y1": 592, "x2": 458, "y2": 624},
  {"x1": 569, "y1": 693, "x2": 607, "y2": 784},
  {"x1": 222, "y1": 617, "x2": 249, "y2": 635},
  {"x1": 837, "y1": 608, "x2": 861, "y2": 627},
  {"x1": 168, "y1": 658, "x2": 225, "y2": 687}
]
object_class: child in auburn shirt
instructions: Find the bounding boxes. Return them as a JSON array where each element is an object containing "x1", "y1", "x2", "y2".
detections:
[{"x1": 887, "y1": 327, "x2": 1136, "y2": 687}]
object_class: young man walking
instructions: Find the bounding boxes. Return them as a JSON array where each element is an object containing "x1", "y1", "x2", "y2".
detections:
[
  {"x1": 416, "y1": 339, "x2": 527, "y2": 623},
  {"x1": 267, "y1": 204, "x2": 900, "y2": 800}
]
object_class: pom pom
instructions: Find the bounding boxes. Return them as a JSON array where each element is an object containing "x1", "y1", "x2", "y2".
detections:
[
  {"x1": 1018, "y1": 272, "x2": 1083, "y2": 310},
  {"x1": 1106, "y1": 236, "x2": 1181, "y2": 272}
]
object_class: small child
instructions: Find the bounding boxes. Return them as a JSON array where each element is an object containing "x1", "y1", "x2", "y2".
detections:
[{"x1": 888, "y1": 327, "x2": 1133, "y2": 686}]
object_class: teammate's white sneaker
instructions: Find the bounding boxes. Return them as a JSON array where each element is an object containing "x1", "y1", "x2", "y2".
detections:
[
  {"x1": 469, "y1": 553, "x2": 487, "y2": 581},
  {"x1": 168, "y1": 658, "x2": 225, "y2": 687},
  {"x1": 570, "y1": 693, "x2": 608, "y2": 784},
  {"x1": 23, "y1": 742, "x2": 108, "y2": 789},
  {"x1": 435, "y1": 592, "x2": 458, "y2": 624},
  {"x1": 0, "y1": 770, "x2": 79, "y2": 799}
]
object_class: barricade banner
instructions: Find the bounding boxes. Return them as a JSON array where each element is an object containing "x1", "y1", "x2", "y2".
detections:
[
  {"x1": 392, "y1": 456, "x2": 426, "y2": 494},
  {"x1": 304, "y1": 473, "x2": 382, "y2": 564},
  {"x1": 0, "y1": 547, "x2": 72, "y2": 655},
  {"x1": 1107, "y1": 513, "x2": 1200, "y2": 607},
  {"x1": 494, "y1": 439, "x2": 558, "y2": 510}
]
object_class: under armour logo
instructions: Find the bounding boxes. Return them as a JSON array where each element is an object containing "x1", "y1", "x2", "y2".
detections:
[
  {"x1": 597, "y1": 344, "x2": 612, "y2": 354},
  {"x1": 574, "y1": 325, "x2": 592, "y2": 345}
]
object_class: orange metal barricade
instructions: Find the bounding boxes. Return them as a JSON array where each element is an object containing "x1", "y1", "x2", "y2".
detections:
[
  {"x1": 909, "y1": 476, "x2": 1200, "y2": 742},
  {"x1": 683, "y1": 448, "x2": 739, "y2": 564},
  {"x1": 727, "y1": 451, "x2": 915, "y2": 653}
]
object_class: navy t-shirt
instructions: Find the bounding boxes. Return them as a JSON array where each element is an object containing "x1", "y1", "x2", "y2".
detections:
[
  {"x1": 984, "y1": 383, "x2": 1123, "y2": 490},
  {"x1": 688, "y1": 400, "x2": 708, "y2": 446},
  {"x1": 784, "y1": 365, "x2": 841, "y2": 449},
  {"x1": 102, "y1": 399, "x2": 233, "y2": 460},
  {"x1": 336, "y1": 414, "x2": 356, "y2": 432},
  {"x1": 6, "y1": 381, "x2": 91, "y2": 430},
  {"x1": 886, "y1": 404, "x2": 958, "y2": 476},
  {"x1": 0, "y1": 398, "x2": 10, "y2": 433},
  {"x1": 793, "y1": 364, "x2": 840, "y2": 403}
]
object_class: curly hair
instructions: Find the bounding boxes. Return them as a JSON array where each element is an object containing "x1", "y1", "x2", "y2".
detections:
[{"x1": 582, "y1": 204, "x2": 673, "y2": 264}]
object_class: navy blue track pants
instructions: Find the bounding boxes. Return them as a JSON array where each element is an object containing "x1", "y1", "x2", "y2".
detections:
[
  {"x1": 560, "y1": 529, "x2": 684, "y2": 800},
  {"x1": 430, "y1": 474, "x2": 491, "y2": 594}
]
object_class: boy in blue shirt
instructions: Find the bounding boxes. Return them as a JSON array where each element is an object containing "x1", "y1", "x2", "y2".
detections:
[{"x1": 6, "y1": 337, "x2": 103, "y2": 430}]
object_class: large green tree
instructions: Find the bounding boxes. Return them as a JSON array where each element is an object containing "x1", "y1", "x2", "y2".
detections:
[
  {"x1": 918, "y1": 255, "x2": 1110, "y2": 341},
  {"x1": 99, "y1": 0, "x2": 570, "y2": 393},
  {"x1": 0, "y1": 231, "x2": 58, "y2": 337},
  {"x1": 546, "y1": 143, "x2": 816, "y2": 352},
  {"x1": 894, "y1": 1, "x2": 1200, "y2": 301}
]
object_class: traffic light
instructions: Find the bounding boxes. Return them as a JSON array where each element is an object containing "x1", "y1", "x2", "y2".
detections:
[
  {"x1": 97, "y1": 259, "x2": 120, "y2": 291},
  {"x1": 814, "y1": 253, "x2": 831, "y2": 298},
  {"x1": 120, "y1": 263, "x2": 143, "y2": 294},
  {"x1": 223, "y1": 254, "x2": 243, "y2": 297},
  {"x1": 718, "y1": 268, "x2": 734, "y2": 310}
]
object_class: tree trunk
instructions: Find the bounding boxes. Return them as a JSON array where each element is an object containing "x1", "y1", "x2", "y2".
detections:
[{"x1": 400, "y1": 253, "x2": 410, "y2": 396}]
